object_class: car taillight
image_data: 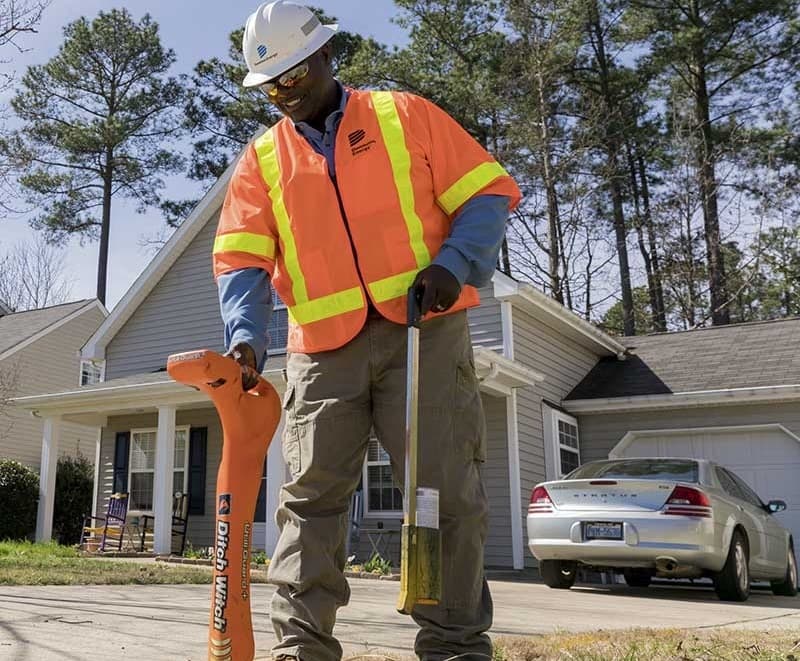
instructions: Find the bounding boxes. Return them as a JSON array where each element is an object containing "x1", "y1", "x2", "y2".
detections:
[
  {"x1": 528, "y1": 486, "x2": 554, "y2": 514},
  {"x1": 663, "y1": 485, "x2": 712, "y2": 518}
]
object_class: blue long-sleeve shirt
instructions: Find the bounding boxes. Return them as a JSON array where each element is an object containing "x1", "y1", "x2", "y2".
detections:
[{"x1": 219, "y1": 83, "x2": 510, "y2": 369}]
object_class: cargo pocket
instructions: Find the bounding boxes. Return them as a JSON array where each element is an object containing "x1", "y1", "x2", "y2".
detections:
[
  {"x1": 281, "y1": 384, "x2": 301, "y2": 476},
  {"x1": 455, "y1": 358, "x2": 487, "y2": 462}
]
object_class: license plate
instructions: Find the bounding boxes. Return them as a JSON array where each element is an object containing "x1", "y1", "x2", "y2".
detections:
[{"x1": 584, "y1": 522, "x2": 623, "y2": 540}]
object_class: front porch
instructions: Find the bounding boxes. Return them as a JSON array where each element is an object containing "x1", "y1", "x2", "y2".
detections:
[{"x1": 14, "y1": 369, "x2": 287, "y2": 556}]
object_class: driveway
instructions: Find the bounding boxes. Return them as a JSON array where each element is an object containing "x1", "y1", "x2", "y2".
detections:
[{"x1": 1, "y1": 578, "x2": 798, "y2": 660}]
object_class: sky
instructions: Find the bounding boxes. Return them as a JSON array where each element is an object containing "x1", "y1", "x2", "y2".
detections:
[{"x1": 1, "y1": 0, "x2": 407, "y2": 310}]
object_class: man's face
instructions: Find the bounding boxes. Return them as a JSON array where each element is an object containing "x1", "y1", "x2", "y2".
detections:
[{"x1": 264, "y1": 45, "x2": 334, "y2": 123}]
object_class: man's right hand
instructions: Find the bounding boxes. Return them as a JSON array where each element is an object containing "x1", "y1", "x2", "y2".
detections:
[{"x1": 225, "y1": 342, "x2": 260, "y2": 391}]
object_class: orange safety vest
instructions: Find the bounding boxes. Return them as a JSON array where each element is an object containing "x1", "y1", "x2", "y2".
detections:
[{"x1": 213, "y1": 89, "x2": 521, "y2": 354}]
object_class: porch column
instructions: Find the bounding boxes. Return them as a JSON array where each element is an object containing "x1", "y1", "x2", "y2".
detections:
[
  {"x1": 35, "y1": 415, "x2": 62, "y2": 542},
  {"x1": 153, "y1": 405, "x2": 176, "y2": 555},
  {"x1": 506, "y1": 391, "x2": 524, "y2": 570},
  {"x1": 264, "y1": 417, "x2": 286, "y2": 557},
  {"x1": 91, "y1": 427, "x2": 103, "y2": 519}
]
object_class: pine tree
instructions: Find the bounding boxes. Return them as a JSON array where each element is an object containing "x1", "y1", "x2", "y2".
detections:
[
  {"x1": 0, "y1": 9, "x2": 185, "y2": 305},
  {"x1": 624, "y1": 0, "x2": 800, "y2": 325}
]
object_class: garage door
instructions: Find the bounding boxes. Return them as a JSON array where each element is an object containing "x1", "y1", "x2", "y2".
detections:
[{"x1": 611, "y1": 425, "x2": 800, "y2": 547}]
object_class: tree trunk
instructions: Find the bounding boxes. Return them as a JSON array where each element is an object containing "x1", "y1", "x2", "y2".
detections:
[
  {"x1": 690, "y1": 2, "x2": 728, "y2": 325},
  {"x1": 589, "y1": 3, "x2": 634, "y2": 335},
  {"x1": 609, "y1": 162, "x2": 635, "y2": 335},
  {"x1": 638, "y1": 153, "x2": 667, "y2": 331},
  {"x1": 535, "y1": 67, "x2": 564, "y2": 304},
  {"x1": 96, "y1": 146, "x2": 113, "y2": 306},
  {"x1": 684, "y1": 208, "x2": 698, "y2": 328},
  {"x1": 627, "y1": 142, "x2": 657, "y2": 332},
  {"x1": 500, "y1": 235, "x2": 512, "y2": 276}
]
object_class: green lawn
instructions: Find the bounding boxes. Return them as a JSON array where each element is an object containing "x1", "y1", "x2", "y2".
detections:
[{"x1": 0, "y1": 540, "x2": 269, "y2": 586}]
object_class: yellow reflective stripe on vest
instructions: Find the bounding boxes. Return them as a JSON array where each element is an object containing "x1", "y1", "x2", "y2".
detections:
[
  {"x1": 371, "y1": 91, "x2": 430, "y2": 269},
  {"x1": 288, "y1": 286, "x2": 364, "y2": 325},
  {"x1": 213, "y1": 232, "x2": 276, "y2": 260},
  {"x1": 368, "y1": 269, "x2": 418, "y2": 304},
  {"x1": 254, "y1": 130, "x2": 308, "y2": 305},
  {"x1": 437, "y1": 161, "x2": 509, "y2": 215},
  {"x1": 255, "y1": 130, "x2": 365, "y2": 325}
]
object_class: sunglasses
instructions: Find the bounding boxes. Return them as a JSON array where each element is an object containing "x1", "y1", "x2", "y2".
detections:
[{"x1": 260, "y1": 61, "x2": 310, "y2": 97}]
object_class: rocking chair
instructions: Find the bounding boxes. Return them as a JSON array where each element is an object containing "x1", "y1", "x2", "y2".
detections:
[{"x1": 80, "y1": 492, "x2": 129, "y2": 552}]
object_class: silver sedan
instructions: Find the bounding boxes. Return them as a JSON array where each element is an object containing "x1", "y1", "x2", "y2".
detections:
[{"x1": 527, "y1": 457, "x2": 797, "y2": 601}]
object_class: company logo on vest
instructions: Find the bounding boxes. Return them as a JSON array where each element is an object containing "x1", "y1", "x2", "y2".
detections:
[{"x1": 348, "y1": 129, "x2": 376, "y2": 156}]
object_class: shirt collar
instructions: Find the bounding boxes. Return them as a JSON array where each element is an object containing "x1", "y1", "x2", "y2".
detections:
[{"x1": 293, "y1": 81, "x2": 349, "y2": 139}]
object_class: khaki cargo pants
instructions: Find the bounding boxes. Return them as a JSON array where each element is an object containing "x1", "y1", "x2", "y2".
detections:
[{"x1": 266, "y1": 310, "x2": 492, "y2": 661}]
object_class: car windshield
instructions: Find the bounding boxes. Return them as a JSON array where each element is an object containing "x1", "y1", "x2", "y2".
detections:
[{"x1": 565, "y1": 459, "x2": 699, "y2": 482}]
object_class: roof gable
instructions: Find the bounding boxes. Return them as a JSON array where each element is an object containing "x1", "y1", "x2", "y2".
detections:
[
  {"x1": 567, "y1": 317, "x2": 800, "y2": 400},
  {"x1": 81, "y1": 155, "x2": 239, "y2": 360},
  {"x1": 0, "y1": 300, "x2": 103, "y2": 358}
]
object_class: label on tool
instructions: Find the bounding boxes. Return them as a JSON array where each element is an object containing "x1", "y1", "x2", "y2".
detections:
[{"x1": 415, "y1": 487, "x2": 439, "y2": 529}]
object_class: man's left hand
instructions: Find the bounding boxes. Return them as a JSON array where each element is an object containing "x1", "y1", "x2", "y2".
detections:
[{"x1": 412, "y1": 264, "x2": 461, "y2": 315}]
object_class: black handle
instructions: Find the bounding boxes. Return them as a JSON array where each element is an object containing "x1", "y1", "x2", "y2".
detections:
[{"x1": 407, "y1": 286, "x2": 423, "y2": 328}]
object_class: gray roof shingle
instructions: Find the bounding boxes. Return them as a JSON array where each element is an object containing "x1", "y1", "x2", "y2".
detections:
[
  {"x1": 0, "y1": 300, "x2": 93, "y2": 355},
  {"x1": 566, "y1": 317, "x2": 800, "y2": 400}
]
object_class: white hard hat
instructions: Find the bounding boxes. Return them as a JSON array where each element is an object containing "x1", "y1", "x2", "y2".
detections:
[{"x1": 242, "y1": 1, "x2": 338, "y2": 88}]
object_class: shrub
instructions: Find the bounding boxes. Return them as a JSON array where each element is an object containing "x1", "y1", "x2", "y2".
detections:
[
  {"x1": 363, "y1": 552, "x2": 392, "y2": 575},
  {"x1": 53, "y1": 454, "x2": 94, "y2": 545},
  {"x1": 183, "y1": 542, "x2": 213, "y2": 560},
  {"x1": 0, "y1": 460, "x2": 39, "y2": 541},
  {"x1": 251, "y1": 550, "x2": 270, "y2": 566}
]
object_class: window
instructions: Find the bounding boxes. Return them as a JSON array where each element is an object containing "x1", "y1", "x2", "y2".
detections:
[
  {"x1": 128, "y1": 427, "x2": 190, "y2": 513},
  {"x1": 570, "y1": 459, "x2": 699, "y2": 482},
  {"x1": 80, "y1": 359, "x2": 104, "y2": 386},
  {"x1": 363, "y1": 434, "x2": 403, "y2": 516},
  {"x1": 715, "y1": 467, "x2": 744, "y2": 500},
  {"x1": 267, "y1": 288, "x2": 288, "y2": 355},
  {"x1": 554, "y1": 412, "x2": 580, "y2": 477},
  {"x1": 728, "y1": 470, "x2": 766, "y2": 509}
]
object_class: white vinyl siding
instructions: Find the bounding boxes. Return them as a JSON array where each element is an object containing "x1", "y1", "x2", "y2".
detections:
[
  {"x1": 105, "y1": 216, "x2": 226, "y2": 379},
  {"x1": 510, "y1": 305, "x2": 600, "y2": 567},
  {"x1": 466, "y1": 284, "x2": 504, "y2": 351},
  {"x1": 0, "y1": 305, "x2": 105, "y2": 470}
]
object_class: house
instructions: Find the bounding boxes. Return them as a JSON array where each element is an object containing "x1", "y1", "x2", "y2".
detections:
[
  {"x1": 0, "y1": 300, "x2": 107, "y2": 472},
  {"x1": 18, "y1": 182, "x2": 797, "y2": 568},
  {"x1": 14, "y1": 157, "x2": 635, "y2": 568},
  {"x1": 563, "y1": 319, "x2": 800, "y2": 551}
]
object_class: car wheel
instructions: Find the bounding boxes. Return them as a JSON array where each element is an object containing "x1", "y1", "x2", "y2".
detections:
[
  {"x1": 540, "y1": 560, "x2": 577, "y2": 589},
  {"x1": 713, "y1": 530, "x2": 750, "y2": 602},
  {"x1": 771, "y1": 544, "x2": 798, "y2": 597},
  {"x1": 623, "y1": 568, "x2": 652, "y2": 588}
]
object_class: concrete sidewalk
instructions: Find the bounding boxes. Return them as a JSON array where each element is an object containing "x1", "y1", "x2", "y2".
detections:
[{"x1": 1, "y1": 578, "x2": 799, "y2": 660}]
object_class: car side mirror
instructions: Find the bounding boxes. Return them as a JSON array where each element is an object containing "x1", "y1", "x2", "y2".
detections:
[{"x1": 768, "y1": 500, "x2": 787, "y2": 513}]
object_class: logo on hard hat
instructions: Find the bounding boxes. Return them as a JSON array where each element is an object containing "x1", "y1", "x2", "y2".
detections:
[{"x1": 257, "y1": 44, "x2": 268, "y2": 58}]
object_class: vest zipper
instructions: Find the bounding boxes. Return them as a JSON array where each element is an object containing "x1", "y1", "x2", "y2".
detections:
[{"x1": 328, "y1": 172, "x2": 372, "y2": 308}]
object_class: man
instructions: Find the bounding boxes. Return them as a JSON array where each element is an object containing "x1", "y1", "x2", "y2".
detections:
[{"x1": 213, "y1": 2, "x2": 521, "y2": 659}]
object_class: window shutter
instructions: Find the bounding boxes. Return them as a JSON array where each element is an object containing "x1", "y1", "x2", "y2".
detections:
[
  {"x1": 188, "y1": 427, "x2": 208, "y2": 515},
  {"x1": 113, "y1": 432, "x2": 130, "y2": 493}
]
